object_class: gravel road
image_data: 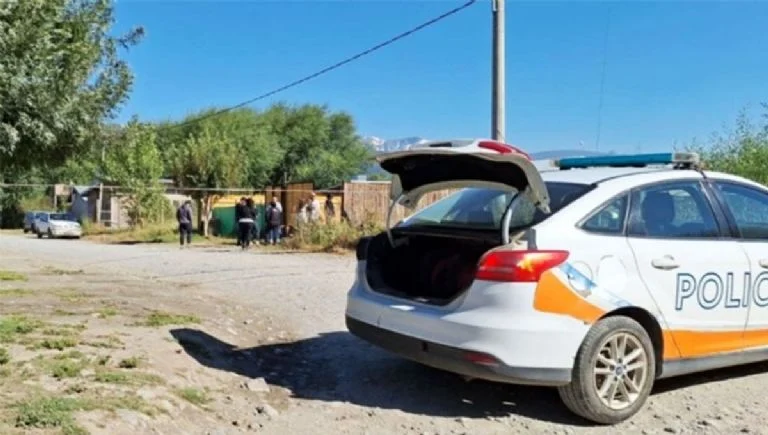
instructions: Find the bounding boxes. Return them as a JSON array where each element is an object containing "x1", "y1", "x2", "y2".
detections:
[{"x1": 1, "y1": 233, "x2": 766, "y2": 434}]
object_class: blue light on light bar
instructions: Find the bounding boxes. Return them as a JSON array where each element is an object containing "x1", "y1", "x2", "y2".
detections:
[{"x1": 555, "y1": 152, "x2": 699, "y2": 170}]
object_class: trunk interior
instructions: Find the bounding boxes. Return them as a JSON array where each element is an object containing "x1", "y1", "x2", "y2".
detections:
[{"x1": 364, "y1": 231, "x2": 499, "y2": 305}]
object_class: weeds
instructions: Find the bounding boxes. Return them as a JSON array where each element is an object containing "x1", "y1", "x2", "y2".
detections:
[
  {"x1": 0, "y1": 347, "x2": 10, "y2": 365},
  {"x1": 14, "y1": 396, "x2": 91, "y2": 430},
  {"x1": 0, "y1": 270, "x2": 28, "y2": 282},
  {"x1": 35, "y1": 336, "x2": 79, "y2": 351},
  {"x1": 175, "y1": 387, "x2": 210, "y2": 406},
  {"x1": 98, "y1": 306, "x2": 118, "y2": 318},
  {"x1": 138, "y1": 311, "x2": 201, "y2": 327},
  {"x1": 41, "y1": 266, "x2": 84, "y2": 276},
  {"x1": 93, "y1": 370, "x2": 164, "y2": 386},
  {"x1": 283, "y1": 220, "x2": 383, "y2": 252},
  {"x1": 0, "y1": 288, "x2": 33, "y2": 297},
  {"x1": 118, "y1": 356, "x2": 141, "y2": 369},
  {"x1": 0, "y1": 315, "x2": 42, "y2": 342}
]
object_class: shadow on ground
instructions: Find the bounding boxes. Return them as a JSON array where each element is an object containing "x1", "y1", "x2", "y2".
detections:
[
  {"x1": 170, "y1": 328, "x2": 768, "y2": 425},
  {"x1": 170, "y1": 328, "x2": 585, "y2": 425}
]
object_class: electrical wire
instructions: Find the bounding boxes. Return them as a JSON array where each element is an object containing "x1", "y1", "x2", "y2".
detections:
[{"x1": 168, "y1": 0, "x2": 478, "y2": 130}]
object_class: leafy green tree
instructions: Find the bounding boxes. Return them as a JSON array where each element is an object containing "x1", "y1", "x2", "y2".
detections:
[
  {"x1": 690, "y1": 108, "x2": 768, "y2": 185},
  {"x1": 102, "y1": 120, "x2": 167, "y2": 227},
  {"x1": 0, "y1": 0, "x2": 143, "y2": 174},
  {"x1": 263, "y1": 103, "x2": 371, "y2": 187},
  {"x1": 167, "y1": 125, "x2": 247, "y2": 236}
]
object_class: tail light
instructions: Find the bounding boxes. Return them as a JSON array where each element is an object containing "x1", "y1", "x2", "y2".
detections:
[
  {"x1": 476, "y1": 250, "x2": 569, "y2": 282},
  {"x1": 464, "y1": 351, "x2": 500, "y2": 367},
  {"x1": 477, "y1": 140, "x2": 531, "y2": 160}
]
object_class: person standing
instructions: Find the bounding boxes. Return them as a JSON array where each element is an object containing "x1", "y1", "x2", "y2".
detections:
[
  {"x1": 307, "y1": 192, "x2": 321, "y2": 223},
  {"x1": 234, "y1": 197, "x2": 246, "y2": 246},
  {"x1": 265, "y1": 199, "x2": 283, "y2": 245},
  {"x1": 176, "y1": 200, "x2": 193, "y2": 248},
  {"x1": 324, "y1": 193, "x2": 336, "y2": 223},
  {"x1": 238, "y1": 198, "x2": 255, "y2": 250}
]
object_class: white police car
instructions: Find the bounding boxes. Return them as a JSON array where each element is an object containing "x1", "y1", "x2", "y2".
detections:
[{"x1": 345, "y1": 139, "x2": 768, "y2": 424}]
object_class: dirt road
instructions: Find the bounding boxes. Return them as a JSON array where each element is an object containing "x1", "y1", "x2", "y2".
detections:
[{"x1": 0, "y1": 233, "x2": 765, "y2": 434}]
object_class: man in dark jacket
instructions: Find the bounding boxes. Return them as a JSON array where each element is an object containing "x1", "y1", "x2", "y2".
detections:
[
  {"x1": 234, "y1": 197, "x2": 246, "y2": 246},
  {"x1": 176, "y1": 200, "x2": 193, "y2": 247},
  {"x1": 265, "y1": 199, "x2": 282, "y2": 245}
]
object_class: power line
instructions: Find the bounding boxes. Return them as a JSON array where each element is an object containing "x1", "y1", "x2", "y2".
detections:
[{"x1": 169, "y1": 0, "x2": 478, "y2": 130}]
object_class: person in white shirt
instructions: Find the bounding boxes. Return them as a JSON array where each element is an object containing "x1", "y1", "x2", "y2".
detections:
[{"x1": 307, "y1": 192, "x2": 321, "y2": 223}]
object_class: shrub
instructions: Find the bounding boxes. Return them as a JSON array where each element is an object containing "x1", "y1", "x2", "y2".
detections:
[{"x1": 284, "y1": 218, "x2": 383, "y2": 252}]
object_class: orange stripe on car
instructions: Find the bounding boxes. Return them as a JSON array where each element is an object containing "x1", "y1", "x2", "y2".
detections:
[{"x1": 533, "y1": 272, "x2": 605, "y2": 324}]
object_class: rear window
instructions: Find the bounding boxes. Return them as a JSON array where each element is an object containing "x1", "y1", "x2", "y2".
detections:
[{"x1": 400, "y1": 182, "x2": 592, "y2": 231}]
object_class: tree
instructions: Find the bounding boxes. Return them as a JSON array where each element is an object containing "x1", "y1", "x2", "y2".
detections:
[
  {"x1": 167, "y1": 126, "x2": 247, "y2": 236},
  {"x1": 689, "y1": 108, "x2": 768, "y2": 185},
  {"x1": 263, "y1": 104, "x2": 371, "y2": 187},
  {"x1": 102, "y1": 120, "x2": 166, "y2": 227},
  {"x1": 0, "y1": 0, "x2": 144, "y2": 174}
]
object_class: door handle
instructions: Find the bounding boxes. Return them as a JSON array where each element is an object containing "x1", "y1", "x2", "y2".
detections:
[
  {"x1": 759, "y1": 259, "x2": 768, "y2": 269},
  {"x1": 651, "y1": 256, "x2": 680, "y2": 270}
]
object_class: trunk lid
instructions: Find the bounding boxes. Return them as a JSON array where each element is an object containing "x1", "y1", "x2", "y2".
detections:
[{"x1": 378, "y1": 140, "x2": 550, "y2": 213}]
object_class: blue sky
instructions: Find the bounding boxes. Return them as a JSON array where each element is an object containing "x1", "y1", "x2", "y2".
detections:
[{"x1": 113, "y1": 0, "x2": 768, "y2": 154}]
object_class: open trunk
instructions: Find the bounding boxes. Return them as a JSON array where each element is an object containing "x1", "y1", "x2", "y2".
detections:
[{"x1": 364, "y1": 231, "x2": 499, "y2": 305}]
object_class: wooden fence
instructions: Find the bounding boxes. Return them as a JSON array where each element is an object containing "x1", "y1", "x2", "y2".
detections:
[{"x1": 341, "y1": 181, "x2": 456, "y2": 227}]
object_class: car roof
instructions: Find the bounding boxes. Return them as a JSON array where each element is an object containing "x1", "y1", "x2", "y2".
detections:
[{"x1": 538, "y1": 166, "x2": 679, "y2": 184}]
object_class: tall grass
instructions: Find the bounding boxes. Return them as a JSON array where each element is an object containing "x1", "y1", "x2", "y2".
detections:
[{"x1": 283, "y1": 219, "x2": 383, "y2": 252}]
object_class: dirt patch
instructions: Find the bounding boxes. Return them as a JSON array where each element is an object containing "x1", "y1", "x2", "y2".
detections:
[{"x1": 0, "y1": 264, "x2": 296, "y2": 434}]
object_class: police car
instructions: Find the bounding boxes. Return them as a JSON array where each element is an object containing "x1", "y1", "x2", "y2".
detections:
[{"x1": 345, "y1": 139, "x2": 768, "y2": 424}]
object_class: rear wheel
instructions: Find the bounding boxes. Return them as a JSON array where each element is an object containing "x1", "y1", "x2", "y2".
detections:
[
  {"x1": 36, "y1": 231, "x2": 43, "y2": 239},
  {"x1": 47, "y1": 229, "x2": 53, "y2": 239},
  {"x1": 558, "y1": 316, "x2": 655, "y2": 425}
]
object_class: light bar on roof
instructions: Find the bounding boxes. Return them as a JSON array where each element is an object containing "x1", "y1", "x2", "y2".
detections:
[{"x1": 555, "y1": 152, "x2": 700, "y2": 170}]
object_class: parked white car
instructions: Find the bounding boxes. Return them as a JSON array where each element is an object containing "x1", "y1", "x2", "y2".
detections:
[
  {"x1": 35, "y1": 212, "x2": 83, "y2": 239},
  {"x1": 345, "y1": 139, "x2": 768, "y2": 424}
]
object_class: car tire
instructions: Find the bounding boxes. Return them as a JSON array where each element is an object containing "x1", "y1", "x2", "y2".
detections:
[
  {"x1": 37, "y1": 231, "x2": 43, "y2": 239},
  {"x1": 23, "y1": 228, "x2": 28, "y2": 234},
  {"x1": 557, "y1": 315, "x2": 656, "y2": 425},
  {"x1": 47, "y1": 229, "x2": 53, "y2": 239}
]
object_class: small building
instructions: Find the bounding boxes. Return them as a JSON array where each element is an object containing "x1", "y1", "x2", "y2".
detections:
[{"x1": 67, "y1": 180, "x2": 191, "y2": 228}]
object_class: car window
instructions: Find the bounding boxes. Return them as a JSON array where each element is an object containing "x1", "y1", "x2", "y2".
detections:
[
  {"x1": 713, "y1": 182, "x2": 768, "y2": 240},
  {"x1": 627, "y1": 181, "x2": 720, "y2": 238},
  {"x1": 401, "y1": 182, "x2": 592, "y2": 230},
  {"x1": 581, "y1": 194, "x2": 628, "y2": 234}
]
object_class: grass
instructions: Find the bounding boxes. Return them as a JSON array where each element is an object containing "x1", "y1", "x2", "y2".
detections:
[
  {"x1": 92, "y1": 370, "x2": 164, "y2": 386},
  {"x1": 174, "y1": 387, "x2": 210, "y2": 406},
  {"x1": 0, "y1": 316, "x2": 42, "y2": 342},
  {"x1": 82, "y1": 335, "x2": 123, "y2": 349},
  {"x1": 118, "y1": 356, "x2": 141, "y2": 369},
  {"x1": 35, "y1": 336, "x2": 80, "y2": 351},
  {"x1": 49, "y1": 360, "x2": 86, "y2": 379},
  {"x1": 55, "y1": 289, "x2": 90, "y2": 303},
  {"x1": 83, "y1": 222, "x2": 230, "y2": 246},
  {"x1": 283, "y1": 220, "x2": 383, "y2": 252},
  {"x1": 0, "y1": 288, "x2": 33, "y2": 297},
  {"x1": 138, "y1": 311, "x2": 201, "y2": 327},
  {"x1": 0, "y1": 347, "x2": 10, "y2": 365},
  {"x1": 14, "y1": 393, "x2": 157, "y2": 432},
  {"x1": 14, "y1": 396, "x2": 91, "y2": 432},
  {"x1": 0, "y1": 270, "x2": 28, "y2": 282},
  {"x1": 41, "y1": 266, "x2": 84, "y2": 276},
  {"x1": 97, "y1": 306, "x2": 118, "y2": 318}
]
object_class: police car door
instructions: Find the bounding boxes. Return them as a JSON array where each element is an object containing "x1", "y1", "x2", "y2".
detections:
[
  {"x1": 708, "y1": 179, "x2": 768, "y2": 349},
  {"x1": 626, "y1": 180, "x2": 750, "y2": 359}
]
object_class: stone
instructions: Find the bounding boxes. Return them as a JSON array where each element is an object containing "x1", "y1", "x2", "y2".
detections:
[
  {"x1": 255, "y1": 403, "x2": 279, "y2": 418},
  {"x1": 242, "y1": 377, "x2": 270, "y2": 393}
]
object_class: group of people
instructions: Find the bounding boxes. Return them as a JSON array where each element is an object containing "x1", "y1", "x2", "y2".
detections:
[
  {"x1": 175, "y1": 191, "x2": 339, "y2": 249},
  {"x1": 235, "y1": 196, "x2": 283, "y2": 249}
]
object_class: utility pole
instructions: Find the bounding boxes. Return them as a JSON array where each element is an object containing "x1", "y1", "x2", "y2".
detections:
[{"x1": 491, "y1": 0, "x2": 505, "y2": 142}]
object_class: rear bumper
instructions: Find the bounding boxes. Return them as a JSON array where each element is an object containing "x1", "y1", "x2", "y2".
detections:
[
  {"x1": 51, "y1": 228, "x2": 82, "y2": 237},
  {"x1": 346, "y1": 315, "x2": 572, "y2": 386}
]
